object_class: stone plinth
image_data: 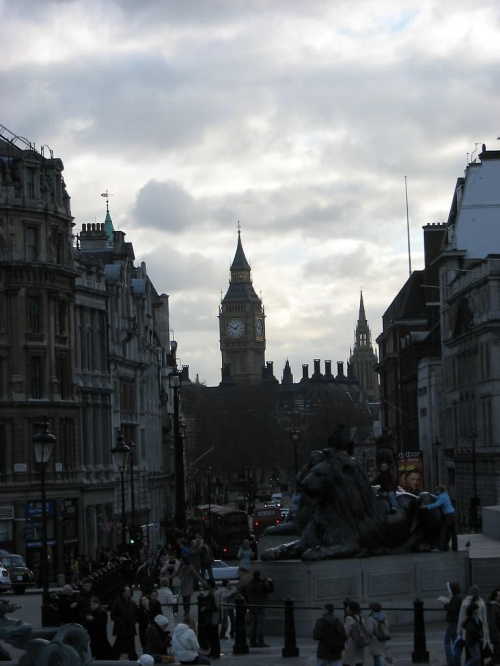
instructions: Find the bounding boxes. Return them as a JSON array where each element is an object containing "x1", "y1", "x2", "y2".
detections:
[
  {"x1": 482, "y1": 506, "x2": 500, "y2": 539},
  {"x1": 253, "y1": 550, "x2": 469, "y2": 637}
]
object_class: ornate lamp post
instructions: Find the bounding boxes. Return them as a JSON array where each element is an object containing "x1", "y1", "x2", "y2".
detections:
[
  {"x1": 290, "y1": 429, "x2": 301, "y2": 479},
  {"x1": 469, "y1": 430, "x2": 479, "y2": 533},
  {"x1": 169, "y1": 370, "x2": 186, "y2": 533},
  {"x1": 33, "y1": 416, "x2": 55, "y2": 627},
  {"x1": 111, "y1": 430, "x2": 130, "y2": 550}
]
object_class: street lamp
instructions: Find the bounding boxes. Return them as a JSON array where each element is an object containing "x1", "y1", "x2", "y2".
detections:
[
  {"x1": 169, "y1": 370, "x2": 186, "y2": 533},
  {"x1": 469, "y1": 430, "x2": 479, "y2": 533},
  {"x1": 33, "y1": 416, "x2": 55, "y2": 627},
  {"x1": 290, "y1": 429, "x2": 301, "y2": 479},
  {"x1": 111, "y1": 430, "x2": 130, "y2": 550}
]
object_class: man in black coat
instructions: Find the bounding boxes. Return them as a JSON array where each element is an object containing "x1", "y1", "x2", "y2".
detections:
[
  {"x1": 110, "y1": 584, "x2": 138, "y2": 660},
  {"x1": 242, "y1": 570, "x2": 274, "y2": 648},
  {"x1": 313, "y1": 603, "x2": 346, "y2": 666}
]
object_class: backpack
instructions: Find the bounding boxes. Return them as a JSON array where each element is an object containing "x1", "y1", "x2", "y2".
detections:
[
  {"x1": 351, "y1": 617, "x2": 371, "y2": 648},
  {"x1": 373, "y1": 617, "x2": 391, "y2": 641},
  {"x1": 323, "y1": 618, "x2": 345, "y2": 651}
]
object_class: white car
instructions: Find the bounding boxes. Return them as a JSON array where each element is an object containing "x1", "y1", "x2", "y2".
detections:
[
  {"x1": 0, "y1": 564, "x2": 11, "y2": 591},
  {"x1": 271, "y1": 493, "x2": 283, "y2": 507},
  {"x1": 205, "y1": 560, "x2": 239, "y2": 582}
]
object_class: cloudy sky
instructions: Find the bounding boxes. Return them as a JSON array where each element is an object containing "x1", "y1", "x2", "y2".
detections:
[{"x1": 2, "y1": 0, "x2": 499, "y2": 386}]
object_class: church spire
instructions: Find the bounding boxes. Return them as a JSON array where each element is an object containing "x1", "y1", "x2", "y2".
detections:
[{"x1": 359, "y1": 290, "x2": 367, "y2": 323}]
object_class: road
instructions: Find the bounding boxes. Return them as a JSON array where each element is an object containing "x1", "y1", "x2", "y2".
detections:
[{"x1": 1, "y1": 589, "x2": 449, "y2": 665}]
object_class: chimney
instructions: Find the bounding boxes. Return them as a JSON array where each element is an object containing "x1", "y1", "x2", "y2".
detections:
[
  {"x1": 337, "y1": 361, "x2": 345, "y2": 377},
  {"x1": 302, "y1": 364, "x2": 309, "y2": 380}
]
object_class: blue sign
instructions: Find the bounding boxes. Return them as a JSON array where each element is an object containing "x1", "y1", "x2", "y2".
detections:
[{"x1": 25, "y1": 501, "x2": 56, "y2": 518}]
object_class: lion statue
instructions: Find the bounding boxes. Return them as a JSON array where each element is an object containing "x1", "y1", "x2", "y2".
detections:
[{"x1": 261, "y1": 448, "x2": 443, "y2": 560}]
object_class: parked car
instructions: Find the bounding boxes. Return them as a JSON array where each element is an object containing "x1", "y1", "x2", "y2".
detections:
[
  {"x1": 0, "y1": 564, "x2": 11, "y2": 592},
  {"x1": 204, "y1": 560, "x2": 239, "y2": 582},
  {"x1": 0, "y1": 552, "x2": 35, "y2": 594}
]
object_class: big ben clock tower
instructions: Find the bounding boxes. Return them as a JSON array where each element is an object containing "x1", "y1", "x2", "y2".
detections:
[{"x1": 219, "y1": 229, "x2": 266, "y2": 385}]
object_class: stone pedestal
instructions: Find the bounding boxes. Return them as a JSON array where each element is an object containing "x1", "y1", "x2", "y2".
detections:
[{"x1": 253, "y1": 550, "x2": 468, "y2": 636}]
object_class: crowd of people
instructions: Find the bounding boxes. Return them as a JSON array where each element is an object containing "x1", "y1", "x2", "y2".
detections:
[{"x1": 51, "y1": 536, "x2": 275, "y2": 664}]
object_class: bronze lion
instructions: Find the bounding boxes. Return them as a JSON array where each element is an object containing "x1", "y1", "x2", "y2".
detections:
[{"x1": 261, "y1": 448, "x2": 442, "y2": 560}]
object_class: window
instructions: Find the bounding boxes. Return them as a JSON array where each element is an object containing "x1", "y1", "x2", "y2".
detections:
[
  {"x1": 56, "y1": 355, "x2": 71, "y2": 400},
  {"x1": 26, "y1": 227, "x2": 38, "y2": 262},
  {"x1": 28, "y1": 296, "x2": 42, "y2": 333},
  {"x1": 30, "y1": 356, "x2": 42, "y2": 398},
  {"x1": 56, "y1": 233, "x2": 65, "y2": 265},
  {"x1": 0, "y1": 423, "x2": 6, "y2": 473},
  {"x1": 120, "y1": 380, "x2": 136, "y2": 412},
  {"x1": 60, "y1": 419, "x2": 74, "y2": 470},
  {"x1": 26, "y1": 167, "x2": 36, "y2": 198},
  {"x1": 56, "y1": 301, "x2": 67, "y2": 336}
]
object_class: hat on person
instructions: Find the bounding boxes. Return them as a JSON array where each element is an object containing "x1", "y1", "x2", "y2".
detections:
[
  {"x1": 154, "y1": 614, "x2": 169, "y2": 628},
  {"x1": 138, "y1": 656, "x2": 155, "y2": 666}
]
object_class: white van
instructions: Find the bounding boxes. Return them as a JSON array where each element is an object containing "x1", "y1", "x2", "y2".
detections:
[{"x1": 270, "y1": 493, "x2": 283, "y2": 507}]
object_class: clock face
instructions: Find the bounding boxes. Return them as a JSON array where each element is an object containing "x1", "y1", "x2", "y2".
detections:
[
  {"x1": 226, "y1": 318, "x2": 245, "y2": 338},
  {"x1": 255, "y1": 318, "x2": 264, "y2": 338}
]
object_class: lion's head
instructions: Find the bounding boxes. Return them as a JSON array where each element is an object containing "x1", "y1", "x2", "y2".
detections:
[{"x1": 296, "y1": 449, "x2": 380, "y2": 542}]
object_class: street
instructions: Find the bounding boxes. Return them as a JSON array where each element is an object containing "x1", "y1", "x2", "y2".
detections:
[{"x1": 1, "y1": 589, "x2": 450, "y2": 665}]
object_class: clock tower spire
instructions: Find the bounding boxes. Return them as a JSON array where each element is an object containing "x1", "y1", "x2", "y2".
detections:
[{"x1": 219, "y1": 227, "x2": 266, "y2": 385}]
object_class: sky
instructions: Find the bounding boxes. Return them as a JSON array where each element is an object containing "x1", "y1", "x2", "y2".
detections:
[{"x1": 2, "y1": 0, "x2": 499, "y2": 386}]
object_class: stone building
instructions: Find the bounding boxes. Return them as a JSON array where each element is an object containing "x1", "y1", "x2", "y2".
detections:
[
  {"x1": 0, "y1": 124, "x2": 175, "y2": 568},
  {"x1": 77, "y1": 207, "x2": 173, "y2": 552},
  {"x1": 0, "y1": 126, "x2": 82, "y2": 575},
  {"x1": 438, "y1": 145, "x2": 500, "y2": 531}
]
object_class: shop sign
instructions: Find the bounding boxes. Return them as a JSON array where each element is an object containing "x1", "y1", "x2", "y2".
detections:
[
  {"x1": 26, "y1": 539, "x2": 56, "y2": 548},
  {"x1": 13, "y1": 464, "x2": 27, "y2": 473},
  {"x1": 25, "y1": 501, "x2": 56, "y2": 518}
]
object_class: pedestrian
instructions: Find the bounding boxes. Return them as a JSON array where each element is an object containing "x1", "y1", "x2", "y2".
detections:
[
  {"x1": 171, "y1": 614, "x2": 211, "y2": 665},
  {"x1": 439, "y1": 582, "x2": 464, "y2": 666},
  {"x1": 76, "y1": 578, "x2": 94, "y2": 623},
  {"x1": 241, "y1": 570, "x2": 274, "y2": 648},
  {"x1": 136, "y1": 557, "x2": 158, "y2": 595},
  {"x1": 487, "y1": 589, "x2": 500, "y2": 666},
  {"x1": 57, "y1": 584, "x2": 81, "y2": 625},
  {"x1": 343, "y1": 600, "x2": 367, "y2": 666},
  {"x1": 148, "y1": 589, "x2": 163, "y2": 620},
  {"x1": 110, "y1": 584, "x2": 139, "y2": 661},
  {"x1": 366, "y1": 602, "x2": 390, "y2": 666},
  {"x1": 175, "y1": 556, "x2": 207, "y2": 616},
  {"x1": 145, "y1": 615, "x2": 172, "y2": 662},
  {"x1": 200, "y1": 580, "x2": 222, "y2": 658},
  {"x1": 158, "y1": 578, "x2": 176, "y2": 627},
  {"x1": 313, "y1": 603, "x2": 346, "y2": 666},
  {"x1": 219, "y1": 580, "x2": 236, "y2": 640},
  {"x1": 237, "y1": 540, "x2": 253, "y2": 571},
  {"x1": 78, "y1": 554, "x2": 91, "y2": 580},
  {"x1": 197, "y1": 539, "x2": 215, "y2": 583},
  {"x1": 137, "y1": 595, "x2": 153, "y2": 650},
  {"x1": 371, "y1": 462, "x2": 399, "y2": 514},
  {"x1": 458, "y1": 586, "x2": 490, "y2": 651},
  {"x1": 83, "y1": 596, "x2": 113, "y2": 660},
  {"x1": 462, "y1": 603, "x2": 484, "y2": 666},
  {"x1": 420, "y1": 485, "x2": 458, "y2": 552}
]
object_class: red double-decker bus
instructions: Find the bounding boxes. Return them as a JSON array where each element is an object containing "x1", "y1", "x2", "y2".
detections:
[{"x1": 197, "y1": 505, "x2": 250, "y2": 558}]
